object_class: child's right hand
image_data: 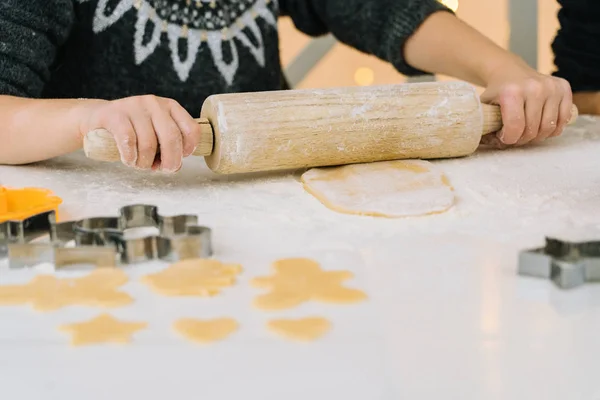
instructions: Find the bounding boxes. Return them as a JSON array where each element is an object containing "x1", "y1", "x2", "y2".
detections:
[{"x1": 82, "y1": 95, "x2": 202, "y2": 173}]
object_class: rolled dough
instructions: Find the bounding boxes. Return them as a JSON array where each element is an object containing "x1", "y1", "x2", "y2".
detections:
[
  {"x1": 59, "y1": 313, "x2": 147, "y2": 346},
  {"x1": 173, "y1": 318, "x2": 238, "y2": 344},
  {"x1": 267, "y1": 317, "x2": 331, "y2": 342},
  {"x1": 0, "y1": 269, "x2": 132, "y2": 311},
  {"x1": 251, "y1": 258, "x2": 367, "y2": 310},
  {"x1": 300, "y1": 160, "x2": 455, "y2": 217},
  {"x1": 141, "y1": 258, "x2": 242, "y2": 297}
]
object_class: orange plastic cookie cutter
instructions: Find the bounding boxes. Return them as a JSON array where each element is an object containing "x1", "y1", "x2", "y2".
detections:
[{"x1": 0, "y1": 186, "x2": 62, "y2": 223}]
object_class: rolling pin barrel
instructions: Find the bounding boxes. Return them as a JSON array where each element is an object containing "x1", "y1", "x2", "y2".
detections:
[
  {"x1": 83, "y1": 81, "x2": 578, "y2": 175},
  {"x1": 202, "y1": 81, "x2": 489, "y2": 174}
]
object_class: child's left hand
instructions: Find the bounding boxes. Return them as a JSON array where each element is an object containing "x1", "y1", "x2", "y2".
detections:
[{"x1": 479, "y1": 63, "x2": 573, "y2": 148}]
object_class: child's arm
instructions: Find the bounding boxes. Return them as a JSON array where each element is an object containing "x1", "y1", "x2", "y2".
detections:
[
  {"x1": 281, "y1": 0, "x2": 573, "y2": 146},
  {"x1": 0, "y1": 95, "x2": 201, "y2": 171},
  {"x1": 0, "y1": 97, "x2": 90, "y2": 165},
  {"x1": 0, "y1": 1, "x2": 200, "y2": 169},
  {"x1": 404, "y1": 11, "x2": 572, "y2": 146}
]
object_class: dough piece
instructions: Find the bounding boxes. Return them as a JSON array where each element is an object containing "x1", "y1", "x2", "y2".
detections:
[
  {"x1": 0, "y1": 269, "x2": 132, "y2": 312},
  {"x1": 250, "y1": 258, "x2": 367, "y2": 311},
  {"x1": 141, "y1": 258, "x2": 242, "y2": 297},
  {"x1": 267, "y1": 317, "x2": 331, "y2": 342},
  {"x1": 301, "y1": 160, "x2": 454, "y2": 217},
  {"x1": 59, "y1": 313, "x2": 147, "y2": 346},
  {"x1": 173, "y1": 318, "x2": 238, "y2": 344}
]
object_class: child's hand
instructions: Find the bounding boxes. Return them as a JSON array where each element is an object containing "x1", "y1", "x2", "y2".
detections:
[
  {"x1": 83, "y1": 95, "x2": 202, "y2": 172},
  {"x1": 480, "y1": 64, "x2": 573, "y2": 147}
]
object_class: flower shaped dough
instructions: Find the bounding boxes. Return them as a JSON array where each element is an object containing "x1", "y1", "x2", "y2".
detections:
[{"x1": 141, "y1": 259, "x2": 243, "y2": 297}]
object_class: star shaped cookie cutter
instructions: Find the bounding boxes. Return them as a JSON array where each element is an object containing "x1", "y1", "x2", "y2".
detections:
[
  {"x1": 518, "y1": 237, "x2": 600, "y2": 289},
  {"x1": 0, "y1": 204, "x2": 212, "y2": 269}
]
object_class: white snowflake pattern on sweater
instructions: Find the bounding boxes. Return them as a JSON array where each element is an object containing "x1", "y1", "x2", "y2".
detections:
[{"x1": 76, "y1": 0, "x2": 278, "y2": 84}]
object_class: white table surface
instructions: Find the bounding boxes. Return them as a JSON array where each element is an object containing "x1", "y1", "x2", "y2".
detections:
[{"x1": 1, "y1": 116, "x2": 600, "y2": 399}]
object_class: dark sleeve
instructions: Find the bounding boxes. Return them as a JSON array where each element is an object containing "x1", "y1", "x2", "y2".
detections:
[
  {"x1": 279, "y1": 0, "x2": 452, "y2": 76},
  {"x1": 551, "y1": 0, "x2": 600, "y2": 92},
  {"x1": 0, "y1": 0, "x2": 74, "y2": 97}
]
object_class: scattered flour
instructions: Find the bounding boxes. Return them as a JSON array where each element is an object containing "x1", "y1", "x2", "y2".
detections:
[{"x1": 1, "y1": 116, "x2": 600, "y2": 250}]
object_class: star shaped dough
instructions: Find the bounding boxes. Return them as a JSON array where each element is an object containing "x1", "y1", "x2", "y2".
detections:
[
  {"x1": 59, "y1": 313, "x2": 147, "y2": 346},
  {"x1": 251, "y1": 258, "x2": 367, "y2": 310},
  {"x1": 141, "y1": 258, "x2": 242, "y2": 297}
]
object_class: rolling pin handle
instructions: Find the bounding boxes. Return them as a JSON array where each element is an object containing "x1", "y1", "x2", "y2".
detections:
[
  {"x1": 83, "y1": 117, "x2": 214, "y2": 162},
  {"x1": 481, "y1": 103, "x2": 579, "y2": 136}
]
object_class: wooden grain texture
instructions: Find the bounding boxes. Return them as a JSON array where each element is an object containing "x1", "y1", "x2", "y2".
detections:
[
  {"x1": 83, "y1": 118, "x2": 214, "y2": 162},
  {"x1": 83, "y1": 81, "x2": 579, "y2": 175},
  {"x1": 481, "y1": 103, "x2": 578, "y2": 135},
  {"x1": 202, "y1": 81, "x2": 484, "y2": 174}
]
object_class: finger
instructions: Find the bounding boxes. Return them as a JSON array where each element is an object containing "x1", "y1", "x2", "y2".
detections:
[
  {"x1": 551, "y1": 80, "x2": 574, "y2": 137},
  {"x1": 129, "y1": 110, "x2": 157, "y2": 170},
  {"x1": 534, "y1": 96, "x2": 561, "y2": 143},
  {"x1": 108, "y1": 115, "x2": 138, "y2": 167},
  {"x1": 150, "y1": 102, "x2": 183, "y2": 173},
  {"x1": 480, "y1": 134, "x2": 508, "y2": 150},
  {"x1": 168, "y1": 100, "x2": 200, "y2": 157},
  {"x1": 478, "y1": 87, "x2": 496, "y2": 106},
  {"x1": 151, "y1": 155, "x2": 161, "y2": 171},
  {"x1": 517, "y1": 100, "x2": 544, "y2": 146},
  {"x1": 497, "y1": 86, "x2": 526, "y2": 145},
  {"x1": 516, "y1": 84, "x2": 546, "y2": 146}
]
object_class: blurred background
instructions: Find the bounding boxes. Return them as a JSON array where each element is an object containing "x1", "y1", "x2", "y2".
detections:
[{"x1": 277, "y1": 0, "x2": 559, "y2": 89}]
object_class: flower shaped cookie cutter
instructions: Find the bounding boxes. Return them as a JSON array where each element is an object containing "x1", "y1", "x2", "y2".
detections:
[{"x1": 1, "y1": 204, "x2": 212, "y2": 269}]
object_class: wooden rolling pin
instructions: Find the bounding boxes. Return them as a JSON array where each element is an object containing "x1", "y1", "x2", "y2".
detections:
[{"x1": 83, "y1": 81, "x2": 578, "y2": 174}]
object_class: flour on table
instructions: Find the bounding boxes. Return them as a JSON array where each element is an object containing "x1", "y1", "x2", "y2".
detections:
[{"x1": 301, "y1": 160, "x2": 455, "y2": 218}]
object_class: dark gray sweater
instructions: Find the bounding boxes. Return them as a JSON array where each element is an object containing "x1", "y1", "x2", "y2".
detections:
[{"x1": 0, "y1": 0, "x2": 449, "y2": 115}]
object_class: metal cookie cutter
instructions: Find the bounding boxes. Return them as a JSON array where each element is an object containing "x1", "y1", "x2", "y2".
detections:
[
  {"x1": 72, "y1": 204, "x2": 212, "y2": 264},
  {"x1": 1, "y1": 210, "x2": 56, "y2": 257},
  {"x1": 3, "y1": 212, "x2": 117, "y2": 269},
  {"x1": 2, "y1": 204, "x2": 212, "y2": 269},
  {"x1": 518, "y1": 237, "x2": 600, "y2": 289}
]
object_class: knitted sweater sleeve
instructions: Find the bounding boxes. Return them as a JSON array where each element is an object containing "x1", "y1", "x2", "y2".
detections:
[
  {"x1": 279, "y1": 0, "x2": 452, "y2": 76},
  {"x1": 0, "y1": 0, "x2": 74, "y2": 97}
]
